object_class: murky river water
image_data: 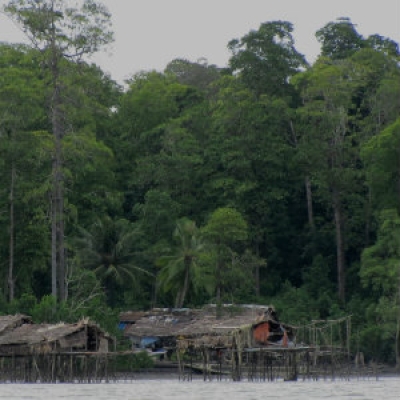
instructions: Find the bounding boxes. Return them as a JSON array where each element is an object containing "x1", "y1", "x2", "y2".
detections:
[{"x1": 0, "y1": 377, "x2": 398, "y2": 399}]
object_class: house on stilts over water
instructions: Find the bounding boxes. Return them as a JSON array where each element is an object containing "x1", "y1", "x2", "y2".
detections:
[
  {"x1": 123, "y1": 304, "x2": 357, "y2": 381},
  {"x1": 0, "y1": 314, "x2": 116, "y2": 383}
]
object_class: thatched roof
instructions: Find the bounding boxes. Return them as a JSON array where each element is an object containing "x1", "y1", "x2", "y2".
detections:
[
  {"x1": 119, "y1": 311, "x2": 147, "y2": 323},
  {"x1": 124, "y1": 304, "x2": 274, "y2": 338},
  {"x1": 0, "y1": 314, "x2": 32, "y2": 334},
  {"x1": 177, "y1": 313, "x2": 258, "y2": 336},
  {"x1": 0, "y1": 320, "x2": 90, "y2": 346},
  {"x1": 0, "y1": 317, "x2": 114, "y2": 354}
]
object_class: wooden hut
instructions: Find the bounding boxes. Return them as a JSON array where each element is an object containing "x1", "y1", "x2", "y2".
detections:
[
  {"x1": 123, "y1": 305, "x2": 355, "y2": 382},
  {"x1": 123, "y1": 304, "x2": 295, "y2": 349},
  {"x1": 123, "y1": 308, "x2": 201, "y2": 357},
  {"x1": 0, "y1": 316, "x2": 115, "y2": 383},
  {"x1": 0, "y1": 318, "x2": 114, "y2": 356},
  {"x1": 123, "y1": 305, "x2": 297, "y2": 371}
]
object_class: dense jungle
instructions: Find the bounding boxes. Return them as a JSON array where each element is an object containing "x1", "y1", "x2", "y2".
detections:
[{"x1": 0, "y1": 1, "x2": 400, "y2": 365}]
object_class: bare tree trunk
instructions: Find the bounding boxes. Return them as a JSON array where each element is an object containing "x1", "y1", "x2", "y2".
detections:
[
  {"x1": 396, "y1": 270, "x2": 400, "y2": 369},
  {"x1": 332, "y1": 186, "x2": 345, "y2": 303},
  {"x1": 216, "y1": 246, "x2": 222, "y2": 319},
  {"x1": 174, "y1": 292, "x2": 181, "y2": 309},
  {"x1": 216, "y1": 278, "x2": 221, "y2": 317},
  {"x1": 396, "y1": 161, "x2": 400, "y2": 367},
  {"x1": 365, "y1": 187, "x2": 372, "y2": 247},
  {"x1": 52, "y1": 106, "x2": 65, "y2": 302},
  {"x1": 305, "y1": 176, "x2": 315, "y2": 230},
  {"x1": 57, "y1": 153, "x2": 65, "y2": 302},
  {"x1": 8, "y1": 162, "x2": 16, "y2": 302},
  {"x1": 51, "y1": 162, "x2": 57, "y2": 300},
  {"x1": 398, "y1": 154, "x2": 400, "y2": 214},
  {"x1": 151, "y1": 276, "x2": 157, "y2": 309},
  {"x1": 50, "y1": 14, "x2": 66, "y2": 302},
  {"x1": 5, "y1": 0, "x2": 113, "y2": 305},
  {"x1": 290, "y1": 120, "x2": 315, "y2": 233},
  {"x1": 177, "y1": 258, "x2": 191, "y2": 308},
  {"x1": 255, "y1": 243, "x2": 260, "y2": 298}
]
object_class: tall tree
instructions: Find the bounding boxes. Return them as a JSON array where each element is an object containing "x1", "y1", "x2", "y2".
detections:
[
  {"x1": 202, "y1": 207, "x2": 248, "y2": 317},
  {"x1": 0, "y1": 44, "x2": 47, "y2": 301},
  {"x1": 164, "y1": 58, "x2": 221, "y2": 94},
  {"x1": 228, "y1": 20, "x2": 307, "y2": 99},
  {"x1": 204, "y1": 75, "x2": 300, "y2": 292},
  {"x1": 156, "y1": 218, "x2": 206, "y2": 308},
  {"x1": 293, "y1": 58, "x2": 364, "y2": 302},
  {"x1": 73, "y1": 216, "x2": 150, "y2": 307},
  {"x1": 361, "y1": 118, "x2": 400, "y2": 213},
  {"x1": 4, "y1": 0, "x2": 113, "y2": 301},
  {"x1": 360, "y1": 209, "x2": 400, "y2": 366},
  {"x1": 114, "y1": 71, "x2": 188, "y2": 213},
  {"x1": 316, "y1": 17, "x2": 364, "y2": 60},
  {"x1": 365, "y1": 34, "x2": 400, "y2": 58}
]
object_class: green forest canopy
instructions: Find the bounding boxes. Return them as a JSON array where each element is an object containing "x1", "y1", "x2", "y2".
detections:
[{"x1": 1, "y1": 2, "x2": 400, "y2": 363}]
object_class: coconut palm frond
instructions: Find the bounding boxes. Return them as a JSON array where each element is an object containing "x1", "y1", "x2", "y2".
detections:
[
  {"x1": 72, "y1": 216, "x2": 152, "y2": 300},
  {"x1": 156, "y1": 218, "x2": 209, "y2": 307}
]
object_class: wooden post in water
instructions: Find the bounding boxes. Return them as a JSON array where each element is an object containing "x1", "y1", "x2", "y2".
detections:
[{"x1": 202, "y1": 348, "x2": 207, "y2": 381}]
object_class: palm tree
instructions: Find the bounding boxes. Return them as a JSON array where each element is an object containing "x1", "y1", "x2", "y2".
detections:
[
  {"x1": 156, "y1": 218, "x2": 207, "y2": 308},
  {"x1": 72, "y1": 216, "x2": 151, "y2": 305}
]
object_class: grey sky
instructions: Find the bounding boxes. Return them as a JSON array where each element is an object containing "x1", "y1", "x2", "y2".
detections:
[{"x1": 1, "y1": 0, "x2": 399, "y2": 84}]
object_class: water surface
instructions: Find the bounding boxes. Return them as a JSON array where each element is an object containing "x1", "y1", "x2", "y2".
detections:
[{"x1": 0, "y1": 377, "x2": 398, "y2": 399}]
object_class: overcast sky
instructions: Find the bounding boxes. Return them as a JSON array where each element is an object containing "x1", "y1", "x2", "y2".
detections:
[{"x1": 1, "y1": 0, "x2": 399, "y2": 84}]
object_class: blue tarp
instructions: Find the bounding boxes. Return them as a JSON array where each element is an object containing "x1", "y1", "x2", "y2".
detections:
[{"x1": 140, "y1": 336, "x2": 160, "y2": 349}]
